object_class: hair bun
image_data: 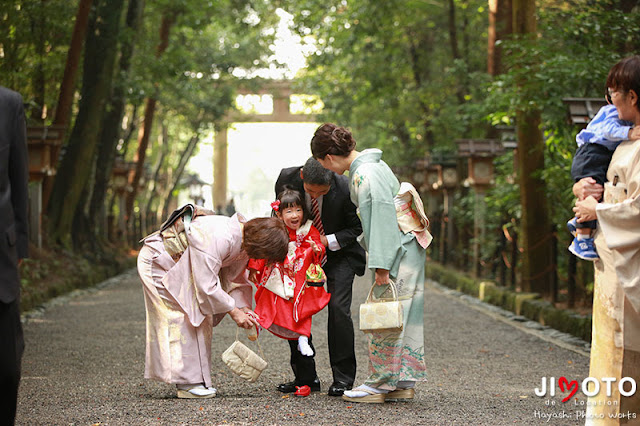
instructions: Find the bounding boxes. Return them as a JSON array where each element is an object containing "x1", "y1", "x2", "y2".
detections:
[{"x1": 331, "y1": 127, "x2": 355, "y2": 151}]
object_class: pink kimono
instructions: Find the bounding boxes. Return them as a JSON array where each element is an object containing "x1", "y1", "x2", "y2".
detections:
[{"x1": 137, "y1": 214, "x2": 253, "y2": 388}]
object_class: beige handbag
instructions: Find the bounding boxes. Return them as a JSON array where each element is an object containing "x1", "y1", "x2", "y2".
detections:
[
  {"x1": 359, "y1": 281, "x2": 404, "y2": 333},
  {"x1": 221, "y1": 329, "x2": 268, "y2": 382}
]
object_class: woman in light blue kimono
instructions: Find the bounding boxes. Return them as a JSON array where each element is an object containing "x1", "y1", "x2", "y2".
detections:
[{"x1": 311, "y1": 123, "x2": 428, "y2": 403}]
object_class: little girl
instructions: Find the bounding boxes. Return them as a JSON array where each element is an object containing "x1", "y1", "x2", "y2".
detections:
[{"x1": 248, "y1": 188, "x2": 331, "y2": 356}]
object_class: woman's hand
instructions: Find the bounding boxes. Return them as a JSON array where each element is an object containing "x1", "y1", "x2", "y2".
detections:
[
  {"x1": 573, "y1": 177, "x2": 604, "y2": 201},
  {"x1": 229, "y1": 307, "x2": 260, "y2": 329},
  {"x1": 573, "y1": 196, "x2": 599, "y2": 223},
  {"x1": 374, "y1": 269, "x2": 390, "y2": 286}
]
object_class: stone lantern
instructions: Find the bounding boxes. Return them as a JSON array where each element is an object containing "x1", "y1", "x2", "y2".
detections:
[
  {"x1": 457, "y1": 139, "x2": 504, "y2": 276},
  {"x1": 427, "y1": 153, "x2": 458, "y2": 265},
  {"x1": 457, "y1": 139, "x2": 503, "y2": 187},
  {"x1": 412, "y1": 157, "x2": 428, "y2": 191},
  {"x1": 562, "y1": 98, "x2": 607, "y2": 129},
  {"x1": 184, "y1": 173, "x2": 207, "y2": 207},
  {"x1": 425, "y1": 166, "x2": 440, "y2": 192},
  {"x1": 26, "y1": 125, "x2": 65, "y2": 247}
]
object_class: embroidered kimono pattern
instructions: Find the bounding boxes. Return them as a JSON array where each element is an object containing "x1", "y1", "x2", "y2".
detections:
[
  {"x1": 349, "y1": 148, "x2": 427, "y2": 389},
  {"x1": 585, "y1": 140, "x2": 640, "y2": 423},
  {"x1": 137, "y1": 214, "x2": 253, "y2": 388},
  {"x1": 249, "y1": 220, "x2": 331, "y2": 339}
]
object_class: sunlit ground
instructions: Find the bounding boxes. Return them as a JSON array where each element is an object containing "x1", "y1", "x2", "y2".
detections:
[{"x1": 183, "y1": 122, "x2": 319, "y2": 218}]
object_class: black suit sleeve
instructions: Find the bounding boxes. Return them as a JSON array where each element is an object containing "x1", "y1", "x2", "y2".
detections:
[
  {"x1": 331, "y1": 176, "x2": 362, "y2": 249},
  {"x1": 334, "y1": 198, "x2": 362, "y2": 248},
  {"x1": 275, "y1": 167, "x2": 304, "y2": 198},
  {"x1": 9, "y1": 94, "x2": 29, "y2": 259}
]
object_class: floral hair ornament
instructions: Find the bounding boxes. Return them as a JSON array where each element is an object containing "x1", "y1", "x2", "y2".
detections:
[{"x1": 270, "y1": 200, "x2": 281, "y2": 211}]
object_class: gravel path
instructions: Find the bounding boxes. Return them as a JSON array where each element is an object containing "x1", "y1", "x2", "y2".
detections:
[{"x1": 17, "y1": 268, "x2": 592, "y2": 425}]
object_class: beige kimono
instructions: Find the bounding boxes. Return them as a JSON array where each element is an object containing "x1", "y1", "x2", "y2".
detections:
[
  {"x1": 137, "y1": 214, "x2": 252, "y2": 388},
  {"x1": 586, "y1": 140, "x2": 640, "y2": 424}
]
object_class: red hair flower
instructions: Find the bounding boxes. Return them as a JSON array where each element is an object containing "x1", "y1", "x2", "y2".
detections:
[{"x1": 270, "y1": 200, "x2": 281, "y2": 211}]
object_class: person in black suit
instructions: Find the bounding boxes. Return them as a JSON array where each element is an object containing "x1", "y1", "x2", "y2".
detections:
[
  {"x1": 275, "y1": 157, "x2": 365, "y2": 396},
  {"x1": 0, "y1": 86, "x2": 29, "y2": 424}
]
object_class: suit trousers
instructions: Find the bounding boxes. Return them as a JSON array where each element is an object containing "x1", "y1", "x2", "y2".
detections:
[
  {"x1": 0, "y1": 299, "x2": 24, "y2": 425},
  {"x1": 287, "y1": 255, "x2": 357, "y2": 385}
]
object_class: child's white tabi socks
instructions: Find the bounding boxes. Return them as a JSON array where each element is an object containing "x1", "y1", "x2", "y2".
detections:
[{"x1": 297, "y1": 335, "x2": 314, "y2": 356}]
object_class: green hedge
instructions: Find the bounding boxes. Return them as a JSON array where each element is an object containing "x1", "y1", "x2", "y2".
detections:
[{"x1": 426, "y1": 262, "x2": 592, "y2": 342}]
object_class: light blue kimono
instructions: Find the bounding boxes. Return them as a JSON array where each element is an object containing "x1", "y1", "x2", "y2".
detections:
[{"x1": 350, "y1": 148, "x2": 427, "y2": 388}]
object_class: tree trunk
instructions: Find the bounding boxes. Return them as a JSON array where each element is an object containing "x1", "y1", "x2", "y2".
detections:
[
  {"x1": 512, "y1": 0, "x2": 552, "y2": 297},
  {"x1": 125, "y1": 13, "x2": 175, "y2": 222},
  {"x1": 88, "y1": 0, "x2": 145, "y2": 240},
  {"x1": 30, "y1": 0, "x2": 48, "y2": 123},
  {"x1": 119, "y1": 105, "x2": 139, "y2": 156},
  {"x1": 447, "y1": 0, "x2": 467, "y2": 105},
  {"x1": 43, "y1": 0, "x2": 94, "y2": 211},
  {"x1": 46, "y1": 0, "x2": 126, "y2": 247},
  {"x1": 143, "y1": 122, "x2": 169, "y2": 235},
  {"x1": 488, "y1": 0, "x2": 512, "y2": 76},
  {"x1": 407, "y1": 32, "x2": 435, "y2": 150},
  {"x1": 161, "y1": 131, "x2": 200, "y2": 220},
  {"x1": 448, "y1": 0, "x2": 460, "y2": 60}
]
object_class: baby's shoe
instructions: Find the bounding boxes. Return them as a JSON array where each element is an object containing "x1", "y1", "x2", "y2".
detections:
[
  {"x1": 568, "y1": 236, "x2": 598, "y2": 261},
  {"x1": 566, "y1": 217, "x2": 578, "y2": 237}
]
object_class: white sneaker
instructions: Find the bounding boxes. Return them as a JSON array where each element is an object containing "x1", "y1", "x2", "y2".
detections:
[{"x1": 176, "y1": 384, "x2": 217, "y2": 399}]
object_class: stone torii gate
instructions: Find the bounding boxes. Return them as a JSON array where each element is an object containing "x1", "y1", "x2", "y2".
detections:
[{"x1": 212, "y1": 79, "x2": 318, "y2": 207}]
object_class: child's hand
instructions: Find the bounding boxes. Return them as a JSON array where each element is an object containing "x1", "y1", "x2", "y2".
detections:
[
  {"x1": 248, "y1": 269, "x2": 258, "y2": 284},
  {"x1": 307, "y1": 238, "x2": 321, "y2": 253},
  {"x1": 629, "y1": 126, "x2": 640, "y2": 141}
]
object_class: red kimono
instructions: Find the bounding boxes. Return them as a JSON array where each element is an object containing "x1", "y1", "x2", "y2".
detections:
[{"x1": 248, "y1": 220, "x2": 331, "y2": 339}]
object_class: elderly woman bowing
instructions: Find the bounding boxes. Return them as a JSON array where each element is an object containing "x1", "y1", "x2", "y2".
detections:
[{"x1": 137, "y1": 205, "x2": 289, "y2": 399}]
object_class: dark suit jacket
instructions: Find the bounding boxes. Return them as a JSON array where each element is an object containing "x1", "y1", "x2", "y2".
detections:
[
  {"x1": 0, "y1": 86, "x2": 29, "y2": 303},
  {"x1": 275, "y1": 166, "x2": 366, "y2": 276}
]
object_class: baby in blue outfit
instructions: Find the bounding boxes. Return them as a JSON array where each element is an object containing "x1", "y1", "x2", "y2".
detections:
[{"x1": 568, "y1": 104, "x2": 638, "y2": 260}]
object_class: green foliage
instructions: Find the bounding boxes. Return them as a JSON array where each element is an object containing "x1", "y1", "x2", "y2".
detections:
[
  {"x1": 285, "y1": 0, "x2": 490, "y2": 166},
  {"x1": 0, "y1": 0, "x2": 77, "y2": 120}
]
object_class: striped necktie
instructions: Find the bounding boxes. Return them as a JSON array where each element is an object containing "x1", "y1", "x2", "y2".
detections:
[{"x1": 310, "y1": 197, "x2": 327, "y2": 265}]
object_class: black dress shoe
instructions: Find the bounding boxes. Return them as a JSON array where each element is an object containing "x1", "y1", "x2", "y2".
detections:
[
  {"x1": 277, "y1": 377, "x2": 321, "y2": 393},
  {"x1": 328, "y1": 381, "x2": 353, "y2": 396}
]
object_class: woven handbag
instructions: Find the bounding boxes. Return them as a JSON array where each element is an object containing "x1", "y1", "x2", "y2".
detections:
[
  {"x1": 359, "y1": 281, "x2": 403, "y2": 333},
  {"x1": 221, "y1": 329, "x2": 267, "y2": 382}
]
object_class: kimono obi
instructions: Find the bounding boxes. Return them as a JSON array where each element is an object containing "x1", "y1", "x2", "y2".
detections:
[
  {"x1": 394, "y1": 182, "x2": 433, "y2": 249},
  {"x1": 141, "y1": 204, "x2": 215, "y2": 262}
]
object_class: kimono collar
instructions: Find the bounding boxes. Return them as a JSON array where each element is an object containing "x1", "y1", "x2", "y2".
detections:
[
  {"x1": 227, "y1": 213, "x2": 247, "y2": 257},
  {"x1": 287, "y1": 219, "x2": 313, "y2": 239},
  {"x1": 230, "y1": 212, "x2": 247, "y2": 232},
  {"x1": 350, "y1": 148, "x2": 383, "y2": 175},
  {"x1": 297, "y1": 219, "x2": 313, "y2": 237}
]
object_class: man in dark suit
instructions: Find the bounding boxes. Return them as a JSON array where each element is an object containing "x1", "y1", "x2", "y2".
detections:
[
  {"x1": 275, "y1": 157, "x2": 365, "y2": 397},
  {"x1": 0, "y1": 86, "x2": 29, "y2": 424}
]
